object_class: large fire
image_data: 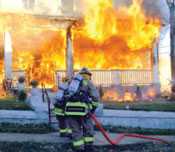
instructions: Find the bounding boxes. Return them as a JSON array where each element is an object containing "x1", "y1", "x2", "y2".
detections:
[
  {"x1": 0, "y1": 13, "x2": 66, "y2": 87},
  {"x1": 0, "y1": 0, "x2": 160, "y2": 88},
  {"x1": 72, "y1": 0, "x2": 160, "y2": 70}
]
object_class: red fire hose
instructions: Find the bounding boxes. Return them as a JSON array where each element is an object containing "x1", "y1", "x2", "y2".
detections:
[{"x1": 90, "y1": 114, "x2": 169, "y2": 145}]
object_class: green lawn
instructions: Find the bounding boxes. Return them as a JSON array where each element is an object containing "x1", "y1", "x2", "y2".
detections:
[
  {"x1": 103, "y1": 100, "x2": 175, "y2": 112},
  {"x1": 0, "y1": 97, "x2": 31, "y2": 110},
  {"x1": 100, "y1": 126, "x2": 175, "y2": 135},
  {"x1": 0, "y1": 123, "x2": 54, "y2": 133}
]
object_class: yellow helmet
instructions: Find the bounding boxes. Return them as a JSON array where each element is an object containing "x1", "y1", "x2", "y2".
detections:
[{"x1": 79, "y1": 67, "x2": 92, "y2": 76}]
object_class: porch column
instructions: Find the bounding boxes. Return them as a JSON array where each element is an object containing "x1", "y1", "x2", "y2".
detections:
[
  {"x1": 66, "y1": 26, "x2": 73, "y2": 79},
  {"x1": 153, "y1": 41, "x2": 160, "y2": 84},
  {"x1": 4, "y1": 31, "x2": 13, "y2": 80},
  {"x1": 158, "y1": 25, "x2": 171, "y2": 93}
]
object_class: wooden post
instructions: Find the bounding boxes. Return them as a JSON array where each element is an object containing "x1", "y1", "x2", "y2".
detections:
[{"x1": 153, "y1": 41, "x2": 160, "y2": 84}]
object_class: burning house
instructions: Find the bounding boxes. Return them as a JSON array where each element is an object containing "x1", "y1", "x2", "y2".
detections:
[{"x1": 0, "y1": 0, "x2": 171, "y2": 101}]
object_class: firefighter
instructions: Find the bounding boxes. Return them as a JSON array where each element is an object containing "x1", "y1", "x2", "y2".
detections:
[
  {"x1": 65, "y1": 68, "x2": 100, "y2": 152},
  {"x1": 53, "y1": 77, "x2": 72, "y2": 137}
]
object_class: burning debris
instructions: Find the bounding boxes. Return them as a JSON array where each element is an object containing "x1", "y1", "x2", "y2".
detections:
[
  {"x1": 102, "y1": 87, "x2": 122, "y2": 102},
  {"x1": 102, "y1": 84, "x2": 160, "y2": 102}
]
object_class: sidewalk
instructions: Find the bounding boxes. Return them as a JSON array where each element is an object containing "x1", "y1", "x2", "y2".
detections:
[{"x1": 1, "y1": 109, "x2": 175, "y2": 129}]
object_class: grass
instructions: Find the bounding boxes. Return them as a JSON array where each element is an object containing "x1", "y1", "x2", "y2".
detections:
[
  {"x1": 100, "y1": 126, "x2": 175, "y2": 135},
  {"x1": 0, "y1": 123, "x2": 55, "y2": 133},
  {"x1": 0, "y1": 97, "x2": 31, "y2": 110},
  {"x1": 103, "y1": 100, "x2": 175, "y2": 112},
  {"x1": 1, "y1": 123, "x2": 175, "y2": 135}
]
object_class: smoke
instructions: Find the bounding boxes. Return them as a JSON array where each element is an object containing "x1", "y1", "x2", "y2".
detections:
[
  {"x1": 74, "y1": 0, "x2": 169, "y2": 24},
  {"x1": 0, "y1": 0, "x2": 61, "y2": 15},
  {"x1": 30, "y1": 0, "x2": 60, "y2": 15},
  {"x1": 113, "y1": 0, "x2": 170, "y2": 24},
  {"x1": 142, "y1": 0, "x2": 169, "y2": 24}
]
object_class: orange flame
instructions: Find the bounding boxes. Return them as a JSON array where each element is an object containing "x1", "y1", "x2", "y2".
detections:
[
  {"x1": 82, "y1": 0, "x2": 117, "y2": 42},
  {"x1": 102, "y1": 88, "x2": 136, "y2": 102},
  {"x1": 102, "y1": 89, "x2": 121, "y2": 102},
  {"x1": 123, "y1": 90, "x2": 136, "y2": 102},
  {"x1": 72, "y1": 0, "x2": 160, "y2": 69},
  {"x1": 0, "y1": 0, "x2": 161, "y2": 89},
  {"x1": 0, "y1": 13, "x2": 66, "y2": 88},
  {"x1": 145, "y1": 86, "x2": 157, "y2": 99}
]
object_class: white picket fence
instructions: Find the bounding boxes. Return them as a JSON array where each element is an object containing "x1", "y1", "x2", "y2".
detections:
[
  {"x1": 12, "y1": 69, "x2": 153, "y2": 87},
  {"x1": 56, "y1": 70, "x2": 153, "y2": 87}
]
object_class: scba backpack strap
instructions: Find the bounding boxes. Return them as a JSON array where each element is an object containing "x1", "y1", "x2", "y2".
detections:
[{"x1": 65, "y1": 74, "x2": 90, "y2": 116}]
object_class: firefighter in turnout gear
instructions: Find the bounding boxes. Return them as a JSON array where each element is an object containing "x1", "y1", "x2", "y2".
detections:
[
  {"x1": 53, "y1": 77, "x2": 72, "y2": 137},
  {"x1": 65, "y1": 68, "x2": 100, "y2": 152}
]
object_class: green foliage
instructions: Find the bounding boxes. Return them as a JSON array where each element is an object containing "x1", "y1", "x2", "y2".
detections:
[
  {"x1": 18, "y1": 91, "x2": 27, "y2": 102},
  {"x1": 0, "y1": 98, "x2": 31, "y2": 110}
]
